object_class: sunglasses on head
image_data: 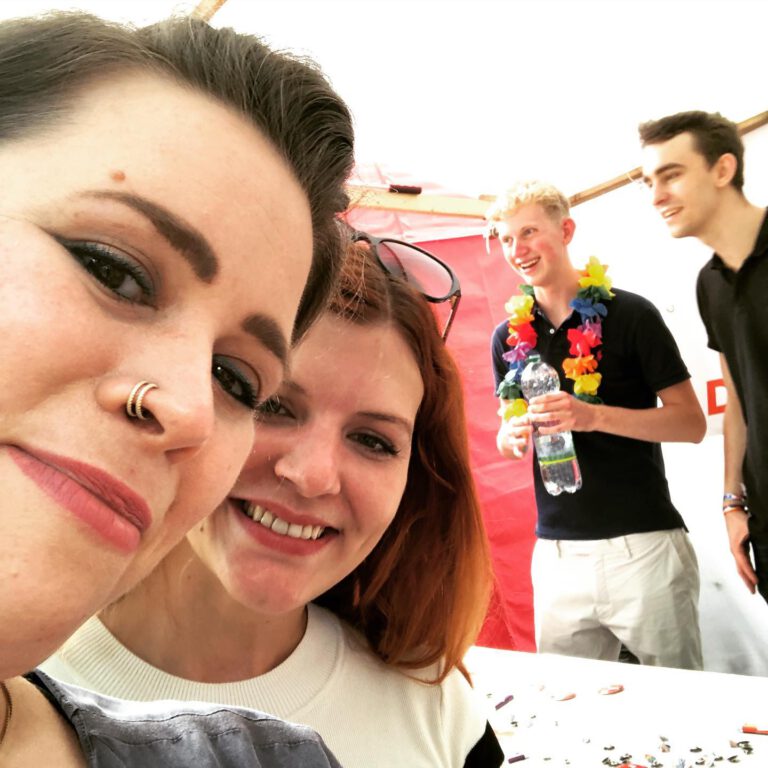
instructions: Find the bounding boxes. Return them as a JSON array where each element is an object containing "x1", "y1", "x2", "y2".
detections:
[{"x1": 352, "y1": 231, "x2": 462, "y2": 341}]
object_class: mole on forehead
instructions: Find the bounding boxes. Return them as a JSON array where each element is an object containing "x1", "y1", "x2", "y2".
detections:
[{"x1": 109, "y1": 170, "x2": 127, "y2": 182}]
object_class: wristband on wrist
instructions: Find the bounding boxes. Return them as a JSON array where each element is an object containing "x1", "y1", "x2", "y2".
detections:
[
  {"x1": 723, "y1": 505, "x2": 749, "y2": 516},
  {"x1": 723, "y1": 492, "x2": 747, "y2": 504}
]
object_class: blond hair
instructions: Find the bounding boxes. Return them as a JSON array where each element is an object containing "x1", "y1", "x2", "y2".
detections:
[{"x1": 485, "y1": 180, "x2": 570, "y2": 238}]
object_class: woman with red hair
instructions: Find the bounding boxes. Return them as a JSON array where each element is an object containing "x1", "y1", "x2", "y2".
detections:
[{"x1": 46, "y1": 241, "x2": 503, "y2": 767}]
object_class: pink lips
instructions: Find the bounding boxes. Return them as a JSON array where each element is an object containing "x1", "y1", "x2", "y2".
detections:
[
  {"x1": 7, "y1": 445, "x2": 152, "y2": 554},
  {"x1": 232, "y1": 500, "x2": 334, "y2": 557}
]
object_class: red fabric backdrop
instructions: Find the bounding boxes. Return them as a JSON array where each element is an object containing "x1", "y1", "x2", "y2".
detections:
[{"x1": 346, "y1": 168, "x2": 537, "y2": 650}]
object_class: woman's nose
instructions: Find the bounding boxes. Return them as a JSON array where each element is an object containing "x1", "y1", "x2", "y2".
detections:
[
  {"x1": 272, "y1": 428, "x2": 342, "y2": 498},
  {"x1": 144, "y1": 377, "x2": 216, "y2": 460},
  {"x1": 98, "y1": 342, "x2": 219, "y2": 461},
  {"x1": 513, "y1": 239, "x2": 529, "y2": 259}
]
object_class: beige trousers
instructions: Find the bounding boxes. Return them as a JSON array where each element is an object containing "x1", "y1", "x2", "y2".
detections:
[{"x1": 531, "y1": 528, "x2": 703, "y2": 670}]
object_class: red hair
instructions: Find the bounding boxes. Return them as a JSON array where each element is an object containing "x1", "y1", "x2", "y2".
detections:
[{"x1": 315, "y1": 243, "x2": 493, "y2": 683}]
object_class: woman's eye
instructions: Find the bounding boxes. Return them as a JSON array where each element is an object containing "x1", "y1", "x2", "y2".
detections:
[
  {"x1": 212, "y1": 356, "x2": 259, "y2": 410},
  {"x1": 255, "y1": 396, "x2": 291, "y2": 419},
  {"x1": 351, "y1": 432, "x2": 399, "y2": 456},
  {"x1": 61, "y1": 240, "x2": 154, "y2": 304}
]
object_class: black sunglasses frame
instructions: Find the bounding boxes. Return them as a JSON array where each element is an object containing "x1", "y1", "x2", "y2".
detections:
[{"x1": 352, "y1": 231, "x2": 462, "y2": 341}]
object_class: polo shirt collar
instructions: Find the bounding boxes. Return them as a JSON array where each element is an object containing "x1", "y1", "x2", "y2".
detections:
[
  {"x1": 531, "y1": 297, "x2": 577, "y2": 328},
  {"x1": 710, "y1": 206, "x2": 768, "y2": 271}
]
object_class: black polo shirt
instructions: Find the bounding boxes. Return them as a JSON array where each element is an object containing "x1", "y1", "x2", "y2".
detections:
[
  {"x1": 696, "y1": 208, "x2": 768, "y2": 536},
  {"x1": 491, "y1": 288, "x2": 688, "y2": 540}
]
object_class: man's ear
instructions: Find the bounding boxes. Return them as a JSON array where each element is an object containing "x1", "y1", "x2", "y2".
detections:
[
  {"x1": 714, "y1": 153, "x2": 738, "y2": 189},
  {"x1": 562, "y1": 217, "x2": 576, "y2": 245}
]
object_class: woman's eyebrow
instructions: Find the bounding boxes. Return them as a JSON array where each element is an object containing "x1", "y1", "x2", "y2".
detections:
[
  {"x1": 79, "y1": 189, "x2": 218, "y2": 282},
  {"x1": 243, "y1": 314, "x2": 289, "y2": 369},
  {"x1": 76, "y1": 188, "x2": 290, "y2": 367}
]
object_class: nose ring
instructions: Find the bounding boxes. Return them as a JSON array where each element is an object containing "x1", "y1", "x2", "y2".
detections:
[{"x1": 125, "y1": 381, "x2": 159, "y2": 421}]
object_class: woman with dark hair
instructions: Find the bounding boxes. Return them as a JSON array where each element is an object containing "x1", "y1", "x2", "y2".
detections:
[
  {"x1": 0, "y1": 9, "x2": 352, "y2": 766},
  {"x1": 47, "y1": 242, "x2": 505, "y2": 767}
]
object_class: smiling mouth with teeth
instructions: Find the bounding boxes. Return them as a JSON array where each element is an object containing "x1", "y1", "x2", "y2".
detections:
[
  {"x1": 241, "y1": 501, "x2": 328, "y2": 541},
  {"x1": 516, "y1": 257, "x2": 540, "y2": 270}
]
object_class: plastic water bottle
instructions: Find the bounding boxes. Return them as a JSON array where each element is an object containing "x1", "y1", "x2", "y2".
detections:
[{"x1": 520, "y1": 354, "x2": 582, "y2": 496}]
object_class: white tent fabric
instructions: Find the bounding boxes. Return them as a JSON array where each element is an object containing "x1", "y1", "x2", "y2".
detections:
[
  {"x1": 210, "y1": 0, "x2": 768, "y2": 201},
  {"x1": 2, "y1": 0, "x2": 766, "y2": 198}
]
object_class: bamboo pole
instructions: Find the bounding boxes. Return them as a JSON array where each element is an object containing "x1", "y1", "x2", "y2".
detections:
[
  {"x1": 570, "y1": 111, "x2": 768, "y2": 207},
  {"x1": 346, "y1": 186, "x2": 488, "y2": 219},
  {"x1": 348, "y1": 111, "x2": 768, "y2": 217},
  {"x1": 191, "y1": 0, "x2": 228, "y2": 21}
]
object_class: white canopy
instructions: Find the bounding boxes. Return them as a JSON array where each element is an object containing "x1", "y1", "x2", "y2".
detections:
[{"x1": 2, "y1": 0, "x2": 765, "y2": 199}]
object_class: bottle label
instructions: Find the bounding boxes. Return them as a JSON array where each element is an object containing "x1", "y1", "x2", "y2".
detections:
[{"x1": 538, "y1": 455, "x2": 577, "y2": 467}]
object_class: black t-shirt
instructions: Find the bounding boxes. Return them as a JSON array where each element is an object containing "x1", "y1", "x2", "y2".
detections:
[
  {"x1": 491, "y1": 288, "x2": 688, "y2": 540},
  {"x1": 696, "y1": 208, "x2": 768, "y2": 536}
]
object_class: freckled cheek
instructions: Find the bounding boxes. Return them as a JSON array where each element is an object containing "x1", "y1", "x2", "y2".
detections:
[
  {"x1": 177, "y1": 424, "x2": 254, "y2": 518},
  {"x1": 138, "y1": 499, "x2": 216, "y2": 582},
  {"x1": 219, "y1": 420, "x2": 255, "y2": 469},
  {"x1": 370, "y1": 478, "x2": 407, "y2": 538},
  {"x1": 0, "y1": 291, "x2": 108, "y2": 411},
  {"x1": 3, "y1": 241, "x2": 118, "y2": 344},
  {"x1": 349, "y1": 489, "x2": 399, "y2": 546}
]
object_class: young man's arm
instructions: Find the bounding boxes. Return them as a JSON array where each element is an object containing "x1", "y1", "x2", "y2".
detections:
[
  {"x1": 720, "y1": 354, "x2": 757, "y2": 593},
  {"x1": 527, "y1": 378, "x2": 706, "y2": 443},
  {"x1": 497, "y1": 408, "x2": 532, "y2": 460}
]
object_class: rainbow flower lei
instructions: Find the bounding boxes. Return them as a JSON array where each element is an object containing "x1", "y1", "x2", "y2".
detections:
[{"x1": 496, "y1": 256, "x2": 615, "y2": 420}]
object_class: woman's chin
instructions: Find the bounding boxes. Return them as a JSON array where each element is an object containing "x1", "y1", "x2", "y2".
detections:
[
  {"x1": 224, "y1": 571, "x2": 316, "y2": 618},
  {"x1": 0, "y1": 608, "x2": 91, "y2": 677}
]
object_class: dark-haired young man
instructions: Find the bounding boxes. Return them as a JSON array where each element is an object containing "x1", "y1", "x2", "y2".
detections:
[{"x1": 640, "y1": 110, "x2": 768, "y2": 605}]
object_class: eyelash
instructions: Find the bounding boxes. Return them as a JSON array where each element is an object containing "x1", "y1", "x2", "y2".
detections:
[
  {"x1": 351, "y1": 432, "x2": 399, "y2": 456},
  {"x1": 256, "y1": 396, "x2": 289, "y2": 418},
  {"x1": 212, "y1": 357, "x2": 260, "y2": 410},
  {"x1": 256, "y1": 398, "x2": 400, "y2": 456},
  {"x1": 60, "y1": 239, "x2": 155, "y2": 305}
]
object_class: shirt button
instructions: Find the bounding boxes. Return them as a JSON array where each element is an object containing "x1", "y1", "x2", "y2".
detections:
[{"x1": 549, "y1": 328, "x2": 555, "y2": 334}]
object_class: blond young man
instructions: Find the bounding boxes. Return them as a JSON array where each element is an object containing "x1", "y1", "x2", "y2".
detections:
[
  {"x1": 489, "y1": 181, "x2": 705, "y2": 668},
  {"x1": 640, "y1": 110, "x2": 768, "y2": 604}
]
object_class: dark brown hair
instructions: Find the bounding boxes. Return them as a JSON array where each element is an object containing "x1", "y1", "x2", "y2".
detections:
[
  {"x1": 638, "y1": 110, "x2": 744, "y2": 191},
  {"x1": 315, "y1": 243, "x2": 493, "y2": 683},
  {"x1": 0, "y1": 12, "x2": 354, "y2": 339}
]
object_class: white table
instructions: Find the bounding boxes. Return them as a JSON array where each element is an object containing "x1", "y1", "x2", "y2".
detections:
[{"x1": 465, "y1": 647, "x2": 767, "y2": 767}]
